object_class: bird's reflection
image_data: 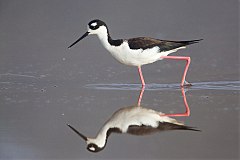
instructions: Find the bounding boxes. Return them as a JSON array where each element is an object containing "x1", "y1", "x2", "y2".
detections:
[{"x1": 67, "y1": 87, "x2": 199, "y2": 153}]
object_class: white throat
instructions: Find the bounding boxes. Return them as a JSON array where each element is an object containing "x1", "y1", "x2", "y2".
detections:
[
  {"x1": 90, "y1": 26, "x2": 110, "y2": 49},
  {"x1": 87, "y1": 126, "x2": 108, "y2": 148}
]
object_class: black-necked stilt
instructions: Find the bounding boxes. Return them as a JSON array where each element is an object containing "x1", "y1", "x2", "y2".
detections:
[
  {"x1": 67, "y1": 105, "x2": 199, "y2": 152},
  {"x1": 68, "y1": 19, "x2": 202, "y2": 87}
]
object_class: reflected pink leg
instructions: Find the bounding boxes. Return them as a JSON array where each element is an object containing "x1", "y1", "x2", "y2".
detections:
[
  {"x1": 161, "y1": 87, "x2": 190, "y2": 117},
  {"x1": 137, "y1": 86, "x2": 145, "y2": 107},
  {"x1": 138, "y1": 66, "x2": 145, "y2": 87},
  {"x1": 160, "y1": 56, "x2": 191, "y2": 87}
]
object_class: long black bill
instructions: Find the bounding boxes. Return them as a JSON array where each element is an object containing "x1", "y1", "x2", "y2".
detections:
[
  {"x1": 68, "y1": 31, "x2": 89, "y2": 49},
  {"x1": 67, "y1": 124, "x2": 87, "y2": 141}
]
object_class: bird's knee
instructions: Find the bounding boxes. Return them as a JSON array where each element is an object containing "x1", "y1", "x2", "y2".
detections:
[{"x1": 186, "y1": 57, "x2": 191, "y2": 63}]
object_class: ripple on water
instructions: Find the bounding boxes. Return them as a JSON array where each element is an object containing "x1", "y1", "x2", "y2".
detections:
[{"x1": 84, "y1": 81, "x2": 240, "y2": 91}]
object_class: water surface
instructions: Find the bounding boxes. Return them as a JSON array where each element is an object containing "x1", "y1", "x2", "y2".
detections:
[{"x1": 0, "y1": 0, "x2": 239, "y2": 159}]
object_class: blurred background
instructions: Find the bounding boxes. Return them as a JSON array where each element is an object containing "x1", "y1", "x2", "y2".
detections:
[{"x1": 0, "y1": 0, "x2": 239, "y2": 159}]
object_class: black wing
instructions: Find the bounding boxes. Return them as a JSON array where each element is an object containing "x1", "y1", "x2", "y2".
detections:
[
  {"x1": 127, "y1": 122, "x2": 200, "y2": 136},
  {"x1": 127, "y1": 37, "x2": 202, "y2": 51},
  {"x1": 127, "y1": 124, "x2": 161, "y2": 135}
]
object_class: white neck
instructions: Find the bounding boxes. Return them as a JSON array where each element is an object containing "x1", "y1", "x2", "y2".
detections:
[
  {"x1": 87, "y1": 126, "x2": 108, "y2": 148},
  {"x1": 94, "y1": 26, "x2": 111, "y2": 49}
]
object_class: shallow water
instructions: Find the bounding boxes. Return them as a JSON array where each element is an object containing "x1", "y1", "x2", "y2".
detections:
[
  {"x1": 0, "y1": 0, "x2": 239, "y2": 160},
  {"x1": 0, "y1": 75, "x2": 239, "y2": 159},
  {"x1": 85, "y1": 81, "x2": 240, "y2": 91}
]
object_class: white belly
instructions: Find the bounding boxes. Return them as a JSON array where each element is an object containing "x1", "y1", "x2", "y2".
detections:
[{"x1": 105, "y1": 41, "x2": 183, "y2": 66}]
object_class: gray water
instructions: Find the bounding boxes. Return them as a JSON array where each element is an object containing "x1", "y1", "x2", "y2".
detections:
[{"x1": 0, "y1": 0, "x2": 239, "y2": 159}]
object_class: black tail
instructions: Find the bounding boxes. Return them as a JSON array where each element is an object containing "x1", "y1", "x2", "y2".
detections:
[
  {"x1": 181, "y1": 39, "x2": 203, "y2": 45},
  {"x1": 159, "y1": 39, "x2": 202, "y2": 51},
  {"x1": 158, "y1": 122, "x2": 201, "y2": 132},
  {"x1": 176, "y1": 125, "x2": 201, "y2": 132}
]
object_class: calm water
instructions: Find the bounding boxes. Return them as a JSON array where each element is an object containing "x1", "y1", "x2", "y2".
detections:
[{"x1": 0, "y1": 0, "x2": 239, "y2": 159}]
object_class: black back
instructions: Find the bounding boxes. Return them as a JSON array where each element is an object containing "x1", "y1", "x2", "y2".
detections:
[
  {"x1": 128, "y1": 37, "x2": 202, "y2": 51},
  {"x1": 127, "y1": 122, "x2": 200, "y2": 136}
]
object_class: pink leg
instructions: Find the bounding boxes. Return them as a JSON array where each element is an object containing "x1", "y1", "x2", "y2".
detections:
[
  {"x1": 137, "y1": 86, "x2": 145, "y2": 107},
  {"x1": 138, "y1": 66, "x2": 145, "y2": 87},
  {"x1": 161, "y1": 87, "x2": 190, "y2": 117},
  {"x1": 160, "y1": 56, "x2": 191, "y2": 87}
]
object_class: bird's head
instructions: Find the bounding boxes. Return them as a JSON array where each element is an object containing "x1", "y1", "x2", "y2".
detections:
[
  {"x1": 68, "y1": 19, "x2": 108, "y2": 48},
  {"x1": 86, "y1": 142, "x2": 104, "y2": 153},
  {"x1": 67, "y1": 124, "x2": 105, "y2": 153}
]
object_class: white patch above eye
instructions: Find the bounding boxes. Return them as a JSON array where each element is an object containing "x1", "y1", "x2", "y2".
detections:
[
  {"x1": 91, "y1": 22, "x2": 97, "y2": 27},
  {"x1": 89, "y1": 147, "x2": 95, "y2": 151}
]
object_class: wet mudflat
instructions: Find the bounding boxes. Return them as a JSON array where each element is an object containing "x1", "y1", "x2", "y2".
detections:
[{"x1": 0, "y1": 0, "x2": 239, "y2": 160}]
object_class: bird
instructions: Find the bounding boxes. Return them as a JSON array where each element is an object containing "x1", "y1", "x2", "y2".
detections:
[
  {"x1": 67, "y1": 105, "x2": 200, "y2": 153},
  {"x1": 68, "y1": 19, "x2": 202, "y2": 87}
]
